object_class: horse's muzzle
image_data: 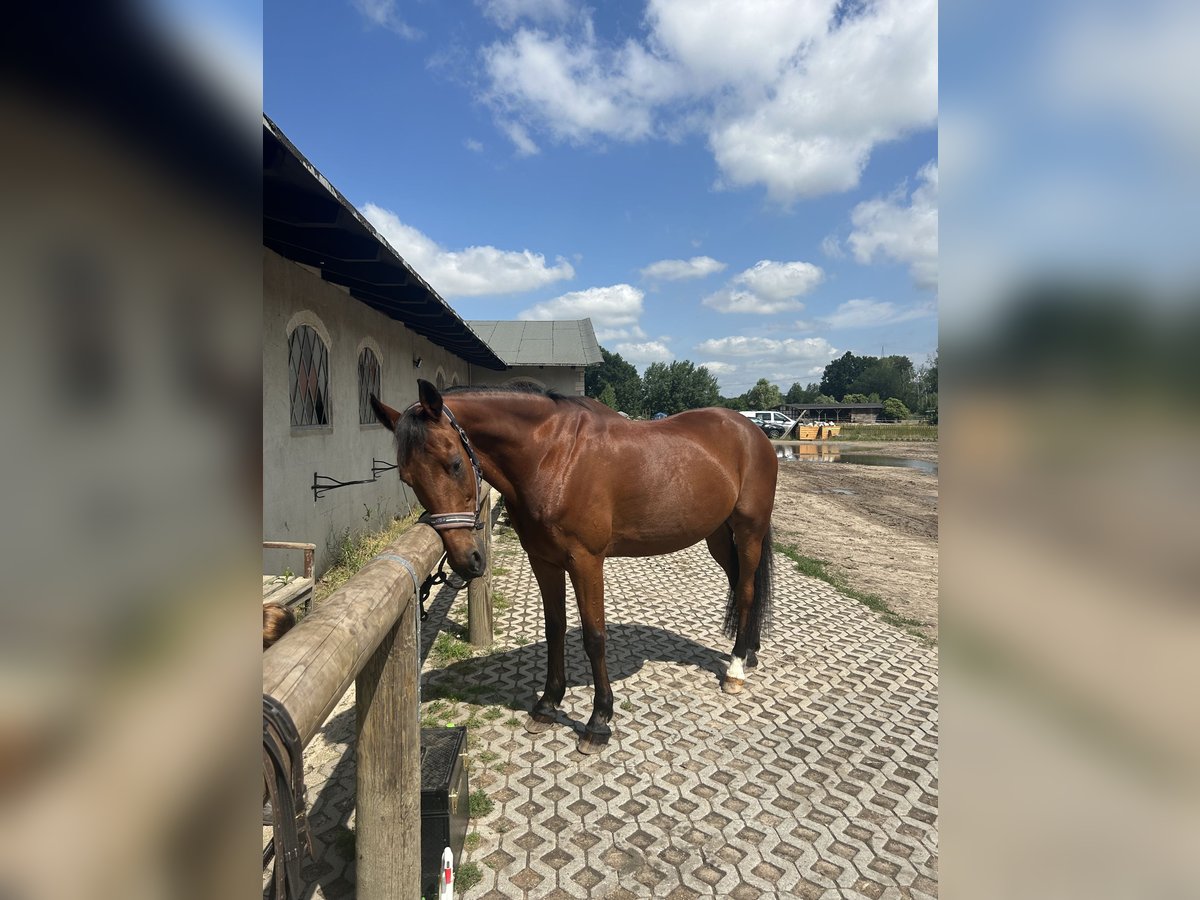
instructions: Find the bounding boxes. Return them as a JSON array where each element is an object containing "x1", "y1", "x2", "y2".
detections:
[{"x1": 452, "y1": 548, "x2": 486, "y2": 581}]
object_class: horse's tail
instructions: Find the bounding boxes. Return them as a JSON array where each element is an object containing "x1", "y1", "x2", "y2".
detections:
[{"x1": 722, "y1": 525, "x2": 774, "y2": 646}]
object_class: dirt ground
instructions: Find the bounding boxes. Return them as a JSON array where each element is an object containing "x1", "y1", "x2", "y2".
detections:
[{"x1": 771, "y1": 441, "x2": 939, "y2": 640}]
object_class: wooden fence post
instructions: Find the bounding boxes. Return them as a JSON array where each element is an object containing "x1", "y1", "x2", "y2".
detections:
[
  {"x1": 355, "y1": 579, "x2": 421, "y2": 899},
  {"x1": 467, "y1": 488, "x2": 495, "y2": 647}
]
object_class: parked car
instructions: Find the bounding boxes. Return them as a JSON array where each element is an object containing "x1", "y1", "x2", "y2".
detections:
[{"x1": 740, "y1": 410, "x2": 794, "y2": 437}]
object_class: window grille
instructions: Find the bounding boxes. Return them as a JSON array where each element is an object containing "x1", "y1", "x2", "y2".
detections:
[
  {"x1": 289, "y1": 325, "x2": 329, "y2": 426},
  {"x1": 358, "y1": 347, "x2": 381, "y2": 424}
]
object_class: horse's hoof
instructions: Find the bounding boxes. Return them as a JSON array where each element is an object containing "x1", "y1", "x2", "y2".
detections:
[
  {"x1": 722, "y1": 677, "x2": 745, "y2": 695},
  {"x1": 525, "y1": 714, "x2": 556, "y2": 734},
  {"x1": 576, "y1": 730, "x2": 611, "y2": 755}
]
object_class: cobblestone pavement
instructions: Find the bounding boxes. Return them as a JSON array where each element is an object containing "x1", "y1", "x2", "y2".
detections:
[{"x1": 277, "y1": 524, "x2": 938, "y2": 899}]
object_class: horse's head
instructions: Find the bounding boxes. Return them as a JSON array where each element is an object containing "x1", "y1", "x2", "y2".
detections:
[{"x1": 371, "y1": 380, "x2": 487, "y2": 580}]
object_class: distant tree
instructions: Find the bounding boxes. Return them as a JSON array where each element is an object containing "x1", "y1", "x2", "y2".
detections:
[
  {"x1": 867, "y1": 392, "x2": 882, "y2": 404},
  {"x1": 744, "y1": 378, "x2": 783, "y2": 410},
  {"x1": 642, "y1": 360, "x2": 720, "y2": 414},
  {"x1": 785, "y1": 381, "x2": 820, "y2": 404},
  {"x1": 717, "y1": 395, "x2": 747, "y2": 410},
  {"x1": 881, "y1": 398, "x2": 911, "y2": 421},
  {"x1": 820, "y1": 352, "x2": 871, "y2": 400},
  {"x1": 849, "y1": 356, "x2": 916, "y2": 407},
  {"x1": 586, "y1": 348, "x2": 643, "y2": 416},
  {"x1": 921, "y1": 393, "x2": 938, "y2": 424},
  {"x1": 814, "y1": 393, "x2": 836, "y2": 405},
  {"x1": 597, "y1": 383, "x2": 618, "y2": 409},
  {"x1": 842, "y1": 392, "x2": 869, "y2": 404}
]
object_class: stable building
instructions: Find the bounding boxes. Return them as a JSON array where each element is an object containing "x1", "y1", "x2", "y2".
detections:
[
  {"x1": 466, "y1": 320, "x2": 603, "y2": 395},
  {"x1": 263, "y1": 116, "x2": 508, "y2": 574}
]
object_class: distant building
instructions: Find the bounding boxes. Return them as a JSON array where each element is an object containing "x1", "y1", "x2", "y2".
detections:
[
  {"x1": 780, "y1": 403, "x2": 885, "y2": 423},
  {"x1": 467, "y1": 320, "x2": 603, "y2": 395}
]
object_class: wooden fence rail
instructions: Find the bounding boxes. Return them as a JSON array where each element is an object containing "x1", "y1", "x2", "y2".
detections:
[{"x1": 262, "y1": 520, "x2": 445, "y2": 899}]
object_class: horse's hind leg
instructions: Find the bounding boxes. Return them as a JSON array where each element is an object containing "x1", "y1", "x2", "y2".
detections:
[
  {"x1": 567, "y1": 554, "x2": 613, "y2": 755},
  {"x1": 705, "y1": 523, "x2": 738, "y2": 594},
  {"x1": 527, "y1": 557, "x2": 567, "y2": 734},
  {"x1": 722, "y1": 518, "x2": 770, "y2": 695}
]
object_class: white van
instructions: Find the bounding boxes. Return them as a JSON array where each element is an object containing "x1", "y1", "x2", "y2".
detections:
[{"x1": 741, "y1": 410, "x2": 796, "y2": 432}]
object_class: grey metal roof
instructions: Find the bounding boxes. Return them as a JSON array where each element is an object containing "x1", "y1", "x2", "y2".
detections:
[
  {"x1": 466, "y1": 320, "x2": 603, "y2": 367},
  {"x1": 263, "y1": 116, "x2": 506, "y2": 370}
]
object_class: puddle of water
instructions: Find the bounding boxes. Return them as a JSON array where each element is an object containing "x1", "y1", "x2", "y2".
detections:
[
  {"x1": 837, "y1": 454, "x2": 938, "y2": 475},
  {"x1": 777, "y1": 443, "x2": 938, "y2": 475}
]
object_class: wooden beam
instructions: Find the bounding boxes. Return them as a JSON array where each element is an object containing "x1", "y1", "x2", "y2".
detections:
[
  {"x1": 262, "y1": 525, "x2": 442, "y2": 748},
  {"x1": 467, "y1": 488, "x2": 497, "y2": 647}
]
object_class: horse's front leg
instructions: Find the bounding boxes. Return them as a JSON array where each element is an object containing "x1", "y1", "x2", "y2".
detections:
[
  {"x1": 526, "y1": 557, "x2": 566, "y2": 734},
  {"x1": 568, "y1": 555, "x2": 613, "y2": 755}
]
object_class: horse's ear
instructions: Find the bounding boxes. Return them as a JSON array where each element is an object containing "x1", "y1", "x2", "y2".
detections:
[
  {"x1": 370, "y1": 394, "x2": 402, "y2": 431},
  {"x1": 417, "y1": 378, "x2": 444, "y2": 419}
]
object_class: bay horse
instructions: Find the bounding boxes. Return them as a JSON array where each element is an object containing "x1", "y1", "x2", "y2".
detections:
[{"x1": 371, "y1": 380, "x2": 777, "y2": 754}]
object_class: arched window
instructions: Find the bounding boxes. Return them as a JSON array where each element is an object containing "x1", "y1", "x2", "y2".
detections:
[
  {"x1": 358, "y1": 347, "x2": 381, "y2": 424},
  {"x1": 289, "y1": 325, "x2": 330, "y2": 426},
  {"x1": 435, "y1": 368, "x2": 446, "y2": 390}
]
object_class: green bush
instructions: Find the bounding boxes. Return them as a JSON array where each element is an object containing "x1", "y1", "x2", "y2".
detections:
[{"x1": 880, "y1": 397, "x2": 911, "y2": 421}]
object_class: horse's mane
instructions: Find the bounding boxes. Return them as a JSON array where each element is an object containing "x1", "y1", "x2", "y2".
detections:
[{"x1": 395, "y1": 383, "x2": 592, "y2": 462}]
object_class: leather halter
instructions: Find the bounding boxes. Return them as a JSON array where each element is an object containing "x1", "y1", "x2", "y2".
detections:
[{"x1": 409, "y1": 402, "x2": 486, "y2": 532}]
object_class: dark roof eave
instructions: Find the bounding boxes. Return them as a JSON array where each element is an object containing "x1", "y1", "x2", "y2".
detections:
[{"x1": 263, "y1": 115, "x2": 507, "y2": 371}]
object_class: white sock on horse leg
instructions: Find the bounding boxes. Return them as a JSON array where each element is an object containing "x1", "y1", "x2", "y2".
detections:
[{"x1": 728, "y1": 655, "x2": 746, "y2": 680}]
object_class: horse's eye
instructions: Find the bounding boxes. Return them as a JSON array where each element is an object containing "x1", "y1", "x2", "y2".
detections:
[{"x1": 451, "y1": 458, "x2": 463, "y2": 476}]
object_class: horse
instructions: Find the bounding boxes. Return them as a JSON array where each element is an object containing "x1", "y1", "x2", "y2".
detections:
[{"x1": 370, "y1": 380, "x2": 777, "y2": 754}]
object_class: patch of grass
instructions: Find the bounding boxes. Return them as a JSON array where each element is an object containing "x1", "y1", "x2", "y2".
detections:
[
  {"x1": 456, "y1": 861, "x2": 483, "y2": 893},
  {"x1": 490, "y1": 565, "x2": 510, "y2": 576},
  {"x1": 774, "y1": 541, "x2": 933, "y2": 645},
  {"x1": 493, "y1": 592, "x2": 510, "y2": 612},
  {"x1": 829, "y1": 423, "x2": 937, "y2": 441},
  {"x1": 619, "y1": 700, "x2": 634, "y2": 712},
  {"x1": 481, "y1": 707, "x2": 504, "y2": 722},
  {"x1": 468, "y1": 789, "x2": 494, "y2": 818},
  {"x1": 478, "y1": 749, "x2": 500, "y2": 764},
  {"x1": 431, "y1": 632, "x2": 473, "y2": 664},
  {"x1": 504, "y1": 716, "x2": 521, "y2": 728},
  {"x1": 464, "y1": 831, "x2": 482, "y2": 852},
  {"x1": 314, "y1": 509, "x2": 421, "y2": 604}
]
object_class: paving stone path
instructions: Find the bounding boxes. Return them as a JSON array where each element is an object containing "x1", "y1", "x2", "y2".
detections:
[{"x1": 278, "y1": 523, "x2": 938, "y2": 898}]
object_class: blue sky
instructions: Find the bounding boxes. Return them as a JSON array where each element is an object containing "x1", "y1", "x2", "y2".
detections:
[{"x1": 265, "y1": 0, "x2": 937, "y2": 395}]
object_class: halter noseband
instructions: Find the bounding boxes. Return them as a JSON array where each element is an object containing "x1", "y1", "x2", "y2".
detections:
[{"x1": 409, "y1": 402, "x2": 486, "y2": 533}]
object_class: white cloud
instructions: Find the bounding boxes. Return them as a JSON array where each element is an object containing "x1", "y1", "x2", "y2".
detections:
[
  {"x1": 820, "y1": 235, "x2": 845, "y2": 259},
  {"x1": 614, "y1": 340, "x2": 673, "y2": 364},
  {"x1": 478, "y1": 0, "x2": 575, "y2": 29},
  {"x1": 464, "y1": 138, "x2": 485, "y2": 152},
  {"x1": 479, "y1": 0, "x2": 936, "y2": 200},
  {"x1": 696, "y1": 335, "x2": 836, "y2": 361},
  {"x1": 819, "y1": 298, "x2": 935, "y2": 330},
  {"x1": 519, "y1": 284, "x2": 645, "y2": 337},
  {"x1": 593, "y1": 325, "x2": 647, "y2": 342},
  {"x1": 693, "y1": 334, "x2": 838, "y2": 393},
  {"x1": 360, "y1": 203, "x2": 574, "y2": 297},
  {"x1": 352, "y1": 0, "x2": 421, "y2": 38},
  {"x1": 702, "y1": 259, "x2": 824, "y2": 314},
  {"x1": 702, "y1": 289, "x2": 803, "y2": 315},
  {"x1": 848, "y1": 161, "x2": 938, "y2": 290},
  {"x1": 640, "y1": 256, "x2": 726, "y2": 281},
  {"x1": 733, "y1": 260, "x2": 823, "y2": 302},
  {"x1": 500, "y1": 120, "x2": 540, "y2": 156}
]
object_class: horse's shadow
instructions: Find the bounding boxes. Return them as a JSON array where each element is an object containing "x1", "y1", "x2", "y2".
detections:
[
  {"x1": 296, "y1": 585, "x2": 728, "y2": 895},
  {"x1": 422, "y1": 620, "x2": 730, "y2": 736}
]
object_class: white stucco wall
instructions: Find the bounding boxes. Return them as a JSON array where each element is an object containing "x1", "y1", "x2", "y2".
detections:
[{"x1": 263, "y1": 249, "x2": 471, "y2": 575}]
